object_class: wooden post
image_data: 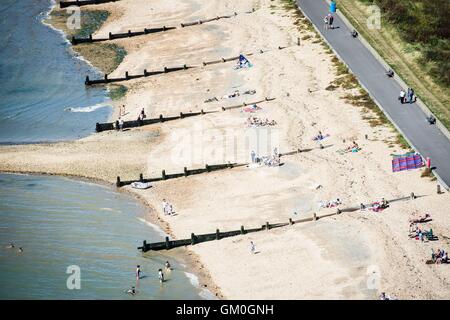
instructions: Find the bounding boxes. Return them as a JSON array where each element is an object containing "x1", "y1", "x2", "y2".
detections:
[
  {"x1": 142, "y1": 240, "x2": 147, "y2": 252},
  {"x1": 144, "y1": 28, "x2": 148, "y2": 34},
  {"x1": 85, "y1": 76, "x2": 90, "y2": 85},
  {"x1": 144, "y1": 69, "x2": 148, "y2": 76},
  {"x1": 116, "y1": 176, "x2": 121, "y2": 187},
  {"x1": 365, "y1": 134, "x2": 368, "y2": 139},
  {"x1": 180, "y1": 112, "x2": 184, "y2": 118},
  {"x1": 109, "y1": 32, "x2": 112, "y2": 40},
  {"x1": 165, "y1": 236, "x2": 170, "y2": 250},
  {"x1": 337, "y1": 208, "x2": 342, "y2": 215},
  {"x1": 162, "y1": 170, "x2": 166, "y2": 180},
  {"x1": 128, "y1": 30, "x2": 131, "y2": 37},
  {"x1": 95, "y1": 123, "x2": 101, "y2": 133},
  {"x1": 201, "y1": 109, "x2": 204, "y2": 115},
  {"x1": 191, "y1": 233, "x2": 196, "y2": 245},
  {"x1": 437, "y1": 185, "x2": 441, "y2": 194},
  {"x1": 216, "y1": 229, "x2": 220, "y2": 240},
  {"x1": 205, "y1": 164, "x2": 210, "y2": 172},
  {"x1": 71, "y1": 36, "x2": 77, "y2": 45},
  {"x1": 313, "y1": 213, "x2": 317, "y2": 221},
  {"x1": 266, "y1": 221, "x2": 270, "y2": 230},
  {"x1": 297, "y1": 37, "x2": 300, "y2": 46},
  {"x1": 164, "y1": 67, "x2": 168, "y2": 73},
  {"x1": 89, "y1": 34, "x2": 92, "y2": 41},
  {"x1": 289, "y1": 218, "x2": 293, "y2": 225},
  {"x1": 410, "y1": 192, "x2": 415, "y2": 200},
  {"x1": 240, "y1": 225, "x2": 245, "y2": 235},
  {"x1": 139, "y1": 173, "x2": 143, "y2": 182},
  {"x1": 159, "y1": 114, "x2": 164, "y2": 122},
  {"x1": 184, "y1": 167, "x2": 188, "y2": 177}
]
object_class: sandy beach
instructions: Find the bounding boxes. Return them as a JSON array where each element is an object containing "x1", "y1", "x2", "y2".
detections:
[{"x1": 1, "y1": 0, "x2": 449, "y2": 299}]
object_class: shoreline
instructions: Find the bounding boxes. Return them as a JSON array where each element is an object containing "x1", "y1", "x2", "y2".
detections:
[
  {"x1": 0, "y1": 170, "x2": 223, "y2": 299},
  {"x1": 2, "y1": 0, "x2": 449, "y2": 299},
  {"x1": 1, "y1": 0, "x2": 223, "y2": 300}
]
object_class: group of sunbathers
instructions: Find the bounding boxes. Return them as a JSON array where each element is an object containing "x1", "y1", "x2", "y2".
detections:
[
  {"x1": 431, "y1": 248, "x2": 449, "y2": 264},
  {"x1": 204, "y1": 89, "x2": 257, "y2": 103},
  {"x1": 409, "y1": 224, "x2": 435, "y2": 242},
  {"x1": 337, "y1": 141, "x2": 361, "y2": 155},
  {"x1": 251, "y1": 149, "x2": 280, "y2": 167},
  {"x1": 408, "y1": 213, "x2": 431, "y2": 223},
  {"x1": 162, "y1": 199, "x2": 175, "y2": 216},
  {"x1": 246, "y1": 116, "x2": 277, "y2": 127},
  {"x1": 360, "y1": 198, "x2": 388, "y2": 212},
  {"x1": 346, "y1": 141, "x2": 360, "y2": 152},
  {"x1": 319, "y1": 198, "x2": 342, "y2": 209}
]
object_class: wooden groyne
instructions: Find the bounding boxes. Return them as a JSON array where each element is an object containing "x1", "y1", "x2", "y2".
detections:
[
  {"x1": 85, "y1": 44, "x2": 294, "y2": 86},
  {"x1": 95, "y1": 97, "x2": 275, "y2": 132},
  {"x1": 138, "y1": 193, "x2": 420, "y2": 252},
  {"x1": 116, "y1": 162, "x2": 246, "y2": 187},
  {"x1": 71, "y1": 27, "x2": 176, "y2": 45},
  {"x1": 60, "y1": 0, "x2": 120, "y2": 8},
  {"x1": 70, "y1": 10, "x2": 254, "y2": 45},
  {"x1": 85, "y1": 65, "x2": 191, "y2": 85}
]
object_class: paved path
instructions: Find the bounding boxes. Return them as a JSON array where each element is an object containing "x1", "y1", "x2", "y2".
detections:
[{"x1": 296, "y1": 0, "x2": 450, "y2": 189}]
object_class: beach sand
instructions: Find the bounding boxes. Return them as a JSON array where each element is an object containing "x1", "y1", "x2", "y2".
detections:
[{"x1": 1, "y1": 0, "x2": 449, "y2": 299}]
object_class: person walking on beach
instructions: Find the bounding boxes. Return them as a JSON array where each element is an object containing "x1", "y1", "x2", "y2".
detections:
[
  {"x1": 118, "y1": 117, "x2": 124, "y2": 131},
  {"x1": 250, "y1": 241, "x2": 256, "y2": 254},
  {"x1": 251, "y1": 150, "x2": 256, "y2": 163},
  {"x1": 158, "y1": 269, "x2": 164, "y2": 283},
  {"x1": 399, "y1": 89, "x2": 406, "y2": 104},
  {"x1": 162, "y1": 199, "x2": 169, "y2": 215},
  {"x1": 165, "y1": 261, "x2": 172, "y2": 271}
]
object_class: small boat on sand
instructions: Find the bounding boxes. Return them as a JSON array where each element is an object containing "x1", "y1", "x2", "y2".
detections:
[{"x1": 131, "y1": 182, "x2": 152, "y2": 189}]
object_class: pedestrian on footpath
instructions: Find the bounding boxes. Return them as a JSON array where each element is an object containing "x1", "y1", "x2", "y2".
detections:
[{"x1": 399, "y1": 89, "x2": 406, "y2": 104}]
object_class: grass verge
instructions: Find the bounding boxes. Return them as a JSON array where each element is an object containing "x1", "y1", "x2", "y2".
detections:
[{"x1": 336, "y1": 0, "x2": 450, "y2": 131}]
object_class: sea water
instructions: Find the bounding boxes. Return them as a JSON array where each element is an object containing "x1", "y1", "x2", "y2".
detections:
[
  {"x1": 0, "y1": 0, "x2": 111, "y2": 143},
  {"x1": 0, "y1": 0, "x2": 208, "y2": 299},
  {"x1": 0, "y1": 174, "x2": 207, "y2": 299}
]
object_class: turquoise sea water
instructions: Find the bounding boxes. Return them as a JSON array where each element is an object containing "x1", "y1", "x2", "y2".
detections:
[{"x1": 0, "y1": 0, "x2": 207, "y2": 299}]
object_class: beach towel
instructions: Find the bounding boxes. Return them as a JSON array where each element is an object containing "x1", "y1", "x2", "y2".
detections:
[
  {"x1": 243, "y1": 105, "x2": 262, "y2": 113},
  {"x1": 392, "y1": 154, "x2": 423, "y2": 172}
]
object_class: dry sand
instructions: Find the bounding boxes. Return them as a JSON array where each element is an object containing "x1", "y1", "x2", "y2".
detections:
[{"x1": 1, "y1": 0, "x2": 449, "y2": 299}]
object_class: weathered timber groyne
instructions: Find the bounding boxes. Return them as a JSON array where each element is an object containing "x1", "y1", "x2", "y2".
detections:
[
  {"x1": 85, "y1": 65, "x2": 191, "y2": 85},
  {"x1": 85, "y1": 44, "x2": 294, "y2": 86},
  {"x1": 60, "y1": 0, "x2": 120, "y2": 8},
  {"x1": 70, "y1": 10, "x2": 254, "y2": 45},
  {"x1": 71, "y1": 27, "x2": 176, "y2": 45},
  {"x1": 138, "y1": 193, "x2": 420, "y2": 252},
  {"x1": 116, "y1": 162, "x2": 247, "y2": 187},
  {"x1": 95, "y1": 97, "x2": 275, "y2": 132}
]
